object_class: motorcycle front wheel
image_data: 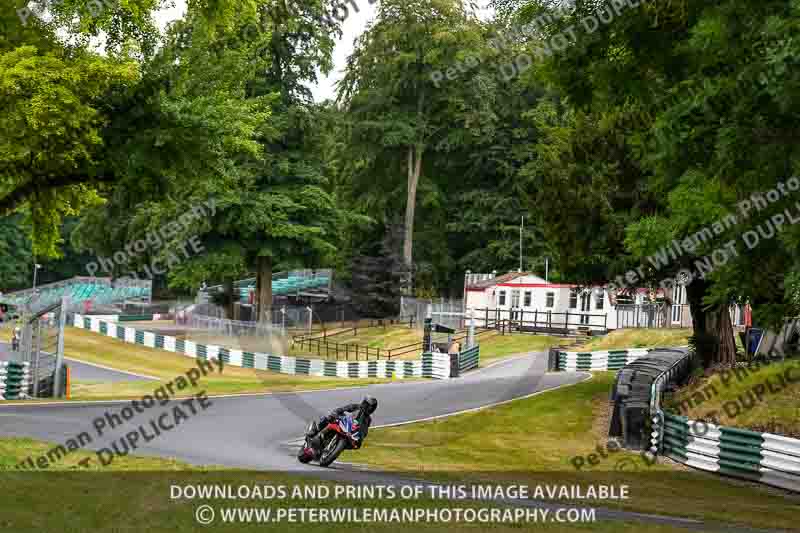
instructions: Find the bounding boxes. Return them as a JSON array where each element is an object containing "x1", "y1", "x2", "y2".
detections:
[
  {"x1": 318, "y1": 436, "x2": 347, "y2": 467},
  {"x1": 297, "y1": 444, "x2": 313, "y2": 464}
]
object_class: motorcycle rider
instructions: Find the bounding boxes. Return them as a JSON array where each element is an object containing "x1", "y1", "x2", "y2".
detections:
[{"x1": 307, "y1": 396, "x2": 378, "y2": 451}]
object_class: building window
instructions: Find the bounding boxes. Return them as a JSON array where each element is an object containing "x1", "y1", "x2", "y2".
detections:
[
  {"x1": 569, "y1": 290, "x2": 578, "y2": 309},
  {"x1": 596, "y1": 293, "x2": 605, "y2": 310},
  {"x1": 511, "y1": 290, "x2": 520, "y2": 308},
  {"x1": 498, "y1": 290, "x2": 506, "y2": 306},
  {"x1": 524, "y1": 291, "x2": 532, "y2": 307},
  {"x1": 546, "y1": 292, "x2": 555, "y2": 308}
]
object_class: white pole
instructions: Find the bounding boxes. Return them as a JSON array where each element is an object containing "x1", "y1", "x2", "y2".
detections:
[
  {"x1": 463, "y1": 270, "x2": 470, "y2": 315},
  {"x1": 545, "y1": 258, "x2": 549, "y2": 283},
  {"x1": 54, "y1": 296, "x2": 68, "y2": 397},
  {"x1": 32, "y1": 263, "x2": 41, "y2": 291},
  {"x1": 467, "y1": 309, "x2": 475, "y2": 348},
  {"x1": 519, "y1": 216, "x2": 523, "y2": 272}
]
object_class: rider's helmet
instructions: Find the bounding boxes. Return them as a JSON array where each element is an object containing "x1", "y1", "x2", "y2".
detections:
[{"x1": 362, "y1": 396, "x2": 378, "y2": 415}]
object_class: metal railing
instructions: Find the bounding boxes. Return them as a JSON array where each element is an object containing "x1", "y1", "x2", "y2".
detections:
[
  {"x1": 292, "y1": 323, "x2": 497, "y2": 361},
  {"x1": 471, "y1": 308, "x2": 608, "y2": 332}
]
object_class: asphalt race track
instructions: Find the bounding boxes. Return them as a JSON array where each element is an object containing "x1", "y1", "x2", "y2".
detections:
[
  {"x1": 0, "y1": 343, "x2": 154, "y2": 383},
  {"x1": 0, "y1": 352, "x2": 767, "y2": 531},
  {"x1": 0, "y1": 353, "x2": 582, "y2": 469}
]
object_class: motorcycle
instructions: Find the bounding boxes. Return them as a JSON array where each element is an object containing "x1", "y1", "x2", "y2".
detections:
[{"x1": 297, "y1": 413, "x2": 362, "y2": 467}]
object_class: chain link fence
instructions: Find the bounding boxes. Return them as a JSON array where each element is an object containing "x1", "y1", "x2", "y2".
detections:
[{"x1": 401, "y1": 297, "x2": 465, "y2": 331}]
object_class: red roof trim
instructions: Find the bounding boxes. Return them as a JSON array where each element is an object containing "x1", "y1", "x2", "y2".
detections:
[{"x1": 496, "y1": 283, "x2": 579, "y2": 289}]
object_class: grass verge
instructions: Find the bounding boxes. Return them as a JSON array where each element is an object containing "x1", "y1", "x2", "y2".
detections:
[
  {"x1": 348, "y1": 373, "x2": 798, "y2": 529},
  {"x1": 477, "y1": 333, "x2": 564, "y2": 362},
  {"x1": 579, "y1": 329, "x2": 692, "y2": 351},
  {"x1": 0, "y1": 438, "x2": 696, "y2": 533}
]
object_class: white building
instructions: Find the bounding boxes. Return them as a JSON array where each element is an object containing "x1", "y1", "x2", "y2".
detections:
[
  {"x1": 464, "y1": 272, "x2": 749, "y2": 332},
  {"x1": 465, "y1": 272, "x2": 614, "y2": 332}
]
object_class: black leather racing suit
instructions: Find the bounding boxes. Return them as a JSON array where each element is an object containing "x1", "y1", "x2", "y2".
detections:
[{"x1": 311, "y1": 399, "x2": 376, "y2": 449}]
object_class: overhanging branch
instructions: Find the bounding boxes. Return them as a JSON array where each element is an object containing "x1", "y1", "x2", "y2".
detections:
[{"x1": 0, "y1": 173, "x2": 116, "y2": 214}]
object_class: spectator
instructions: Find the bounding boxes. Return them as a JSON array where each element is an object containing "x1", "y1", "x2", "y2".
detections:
[{"x1": 11, "y1": 327, "x2": 20, "y2": 351}]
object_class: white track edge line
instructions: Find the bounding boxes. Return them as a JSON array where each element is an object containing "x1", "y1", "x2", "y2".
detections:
[
  {"x1": 0, "y1": 352, "x2": 549, "y2": 408},
  {"x1": 0, "y1": 377, "x2": 442, "y2": 407},
  {"x1": 63, "y1": 357, "x2": 160, "y2": 381},
  {"x1": 0, "y1": 350, "x2": 544, "y2": 407}
]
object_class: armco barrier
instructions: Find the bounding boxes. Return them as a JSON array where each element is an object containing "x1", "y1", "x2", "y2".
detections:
[
  {"x1": 0, "y1": 361, "x2": 31, "y2": 400},
  {"x1": 71, "y1": 314, "x2": 480, "y2": 380},
  {"x1": 609, "y1": 348, "x2": 692, "y2": 449},
  {"x1": 661, "y1": 411, "x2": 800, "y2": 492},
  {"x1": 557, "y1": 348, "x2": 652, "y2": 371}
]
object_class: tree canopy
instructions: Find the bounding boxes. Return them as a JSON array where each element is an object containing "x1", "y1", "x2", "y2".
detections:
[{"x1": 3, "y1": 0, "x2": 800, "y2": 365}]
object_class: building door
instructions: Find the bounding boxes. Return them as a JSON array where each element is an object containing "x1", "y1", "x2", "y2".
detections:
[
  {"x1": 510, "y1": 290, "x2": 521, "y2": 321},
  {"x1": 580, "y1": 291, "x2": 591, "y2": 325}
]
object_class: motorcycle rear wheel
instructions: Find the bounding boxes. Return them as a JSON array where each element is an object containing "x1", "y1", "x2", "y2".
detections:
[{"x1": 318, "y1": 436, "x2": 347, "y2": 467}]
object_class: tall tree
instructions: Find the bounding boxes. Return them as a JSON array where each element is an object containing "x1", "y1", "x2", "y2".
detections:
[
  {"x1": 339, "y1": 0, "x2": 485, "y2": 286},
  {"x1": 74, "y1": 1, "x2": 351, "y2": 322}
]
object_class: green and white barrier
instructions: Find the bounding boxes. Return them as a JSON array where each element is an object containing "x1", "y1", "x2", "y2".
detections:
[
  {"x1": 557, "y1": 348, "x2": 652, "y2": 371},
  {"x1": 459, "y1": 345, "x2": 480, "y2": 373},
  {"x1": 661, "y1": 411, "x2": 800, "y2": 493},
  {"x1": 73, "y1": 314, "x2": 437, "y2": 379},
  {"x1": 0, "y1": 361, "x2": 31, "y2": 400},
  {"x1": 421, "y1": 352, "x2": 452, "y2": 380}
]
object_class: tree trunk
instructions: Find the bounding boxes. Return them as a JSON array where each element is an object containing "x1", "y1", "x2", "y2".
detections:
[
  {"x1": 256, "y1": 256, "x2": 272, "y2": 324},
  {"x1": 707, "y1": 302, "x2": 737, "y2": 366},
  {"x1": 403, "y1": 145, "x2": 423, "y2": 292},
  {"x1": 686, "y1": 278, "x2": 737, "y2": 368},
  {"x1": 224, "y1": 279, "x2": 235, "y2": 320}
]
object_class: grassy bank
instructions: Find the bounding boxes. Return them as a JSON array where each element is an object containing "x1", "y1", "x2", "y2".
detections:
[
  {"x1": 669, "y1": 358, "x2": 800, "y2": 437},
  {"x1": 289, "y1": 325, "x2": 563, "y2": 362},
  {"x1": 478, "y1": 333, "x2": 564, "y2": 362},
  {"x1": 579, "y1": 329, "x2": 692, "y2": 351},
  {"x1": 348, "y1": 373, "x2": 797, "y2": 529},
  {"x1": 0, "y1": 438, "x2": 694, "y2": 533},
  {"x1": 1, "y1": 326, "x2": 389, "y2": 401}
]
